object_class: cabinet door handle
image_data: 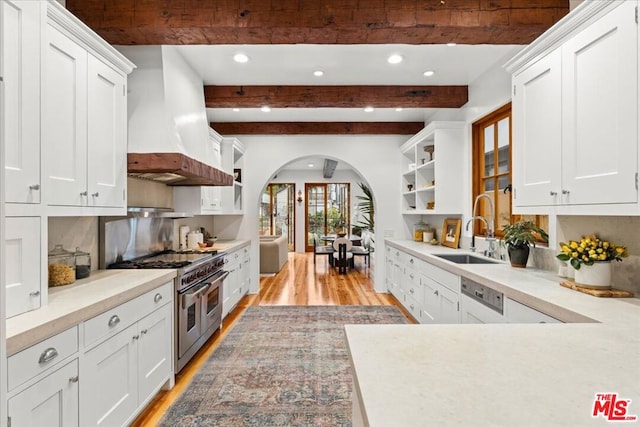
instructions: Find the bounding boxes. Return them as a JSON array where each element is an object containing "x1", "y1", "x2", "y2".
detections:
[
  {"x1": 29, "y1": 290, "x2": 41, "y2": 297},
  {"x1": 409, "y1": 274, "x2": 414, "y2": 280},
  {"x1": 549, "y1": 191, "x2": 557, "y2": 196},
  {"x1": 154, "y1": 293, "x2": 163, "y2": 303},
  {"x1": 409, "y1": 288, "x2": 415, "y2": 294},
  {"x1": 69, "y1": 375, "x2": 79, "y2": 383},
  {"x1": 80, "y1": 191, "x2": 88, "y2": 196},
  {"x1": 140, "y1": 329, "x2": 148, "y2": 335},
  {"x1": 108, "y1": 315, "x2": 120, "y2": 328},
  {"x1": 38, "y1": 347, "x2": 59, "y2": 364},
  {"x1": 132, "y1": 334, "x2": 140, "y2": 340},
  {"x1": 434, "y1": 290, "x2": 439, "y2": 296},
  {"x1": 91, "y1": 192, "x2": 99, "y2": 197},
  {"x1": 562, "y1": 189, "x2": 570, "y2": 195},
  {"x1": 410, "y1": 304, "x2": 415, "y2": 310},
  {"x1": 410, "y1": 259, "x2": 414, "y2": 264},
  {"x1": 29, "y1": 184, "x2": 40, "y2": 190}
]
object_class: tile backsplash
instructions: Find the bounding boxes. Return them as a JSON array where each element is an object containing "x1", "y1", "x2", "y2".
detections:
[{"x1": 48, "y1": 217, "x2": 99, "y2": 271}]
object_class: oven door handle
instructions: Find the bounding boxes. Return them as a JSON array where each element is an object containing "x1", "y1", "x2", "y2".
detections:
[
  {"x1": 181, "y1": 283, "x2": 207, "y2": 308},
  {"x1": 208, "y1": 270, "x2": 230, "y2": 285}
]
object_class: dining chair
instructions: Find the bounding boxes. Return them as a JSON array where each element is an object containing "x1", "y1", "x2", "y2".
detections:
[
  {"x1": 332, "y1": 237, "x2": 353, "y2": 274},
  {"x1": 313, "y1": 237, "x2": 335, "y2": 267}
]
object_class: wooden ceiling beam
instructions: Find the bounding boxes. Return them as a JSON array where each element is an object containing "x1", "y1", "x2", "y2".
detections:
[
  {"x1": 210, "y1": 122, "x2": 424, "y2": 135},
  {"x1": 65, "y1": 1, "x2": 569, "y2": 46},
  {"x1": 205, "y1": 85, "x2": 468, "y2": 108}
]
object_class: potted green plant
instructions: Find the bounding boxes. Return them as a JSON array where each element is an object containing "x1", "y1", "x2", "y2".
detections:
[{"x1": 502, "y1": 220, "x2": 548, "y2": 268}]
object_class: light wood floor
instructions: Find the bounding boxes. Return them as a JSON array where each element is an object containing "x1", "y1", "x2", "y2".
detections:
[{"x1": 132, "y1": 251, "x2": 411, "y2": 426}]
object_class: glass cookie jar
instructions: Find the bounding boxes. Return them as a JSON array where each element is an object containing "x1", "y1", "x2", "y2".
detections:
[
  {"x1": 48, "y1": 244, "x2": 76, "y2": 287},
  {"x1": 74, "y1": 247, "x2": 91, "y2": 280}
]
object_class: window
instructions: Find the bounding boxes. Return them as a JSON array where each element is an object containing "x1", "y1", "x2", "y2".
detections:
[
  {"x1": 305, "y1": 183, "x2": 350, "y2": 251},
  {"x1": 472, "y1": 103, "x2": 547, "y2": 239}
]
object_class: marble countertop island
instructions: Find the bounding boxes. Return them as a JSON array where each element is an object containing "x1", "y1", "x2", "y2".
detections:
[{"x1": 345, "y1": 239, "x2": 640, "y2": 426}]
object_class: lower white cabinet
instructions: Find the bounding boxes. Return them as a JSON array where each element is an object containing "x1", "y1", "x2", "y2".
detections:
[
  {"x1": 82, "y1": 301, "x2": 172, "y2": 427},
  {"x1": 222, "y1": 245, "x2": 250, "y2": 318},
  {"x1": 4, "y1": 216, "x2": 41, "y2": 318},
  {"x1": 388, "y1": 246, "x2": 461, "y2": 324},
  {"x1": 505, "y1": 298, "x2": 562, "y2": 324},
  {"x1": 8, "y1": 359, "x2": 79, "y2": 427}
]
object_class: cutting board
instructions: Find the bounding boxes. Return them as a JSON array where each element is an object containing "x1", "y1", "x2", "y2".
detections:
[{"x1": 560, "y1": 281, "x2": 634, "y2": 298}]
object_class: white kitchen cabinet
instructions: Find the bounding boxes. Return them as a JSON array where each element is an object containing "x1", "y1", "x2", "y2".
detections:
[
  {"x1": 560, "y1": 1, "x2": 637, "y2": 206},
  {"x1": 81, "y1": 283, "x2": 173, "y2": 427},
  {"x1": 507, "y1": 0, "x2": 639, "y2": 214},
  {"x1": 87, "y1": 54, "x2": 127, "y2": 208},
  {"x1": 4, "y1": 216, "x2": 41, "y2": 318},
  {"x1": 505, "y1": 298, "x2": 562, "y2": 324},
  {"x1": 388, "y1": 248, "x2": 403, "y2": 302},
  {"x1": 7, "y1": 359, "x2": 79, "y2": 427},
  {"x1": 42, "y1": 2, "x2": 133, "y2": 215},
  {"x1": 400, "y1": 255, "x2": 423, "y2": 322},
  {"x1": 400, "y1": 122, "x2": 465, "y2": 215},
  {"x1": 222, "y1": 245, "x2": 250, "y2": 318},
  {"x1": 512, "y1": 47, "x2": 562, "y2": 207},
  {"x1": 2, "y1": 0, "x2": 42, "y2": 205},
  {"x1": 82, "y1": 323, "x2": 138, "y2": 427},
  {"x1": 420, "y1": 261, "x2": 460, "y2": 324}
]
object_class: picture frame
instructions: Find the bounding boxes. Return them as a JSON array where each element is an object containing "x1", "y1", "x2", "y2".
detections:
[
  {"x1": 441, "y1": 218, "x2": 461, "y2": 248},
  {"x1": 233, "y1": 168, "x2": 242, "y2": 183}
]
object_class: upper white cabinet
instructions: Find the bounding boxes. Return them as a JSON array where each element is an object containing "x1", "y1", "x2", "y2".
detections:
[
  {"x1": 2, "y1": 0, "x2": 42, "y2": 206},
  {"x1": 400, "y1": 122, "x2": 465, "y2": 215},
  {"x1": 507, "y1": 0, "x2": 639, "y2": 215},
  {"x1": 220, "y1": 137, "x2": 244, "y2": 214},
  {"x1": 40, "y1": 1, "x2": 134, "y2": 215}
]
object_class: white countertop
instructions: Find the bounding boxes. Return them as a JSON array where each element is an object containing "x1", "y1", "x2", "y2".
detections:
[
  {"x1": 6, "y1": 269, "x2": 176, "y2": 355},
  {"x1": 346, "y1": 239, "x2": 640, "y2": 427}
]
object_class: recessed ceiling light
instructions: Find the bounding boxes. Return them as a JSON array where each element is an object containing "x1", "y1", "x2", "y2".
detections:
[
  {"x1": 313, "y1": 70, "x2": 324, "y2": 77},
  {"x1": 232, "y1": 108, "x2": 240, "y2": 112},
  {"x1": 308, "y1": 163, "x2": 315, "y2": 168},
  {"x1": 364, "y1": 106, "x2": 374, "y2": 112},
  {"x1": 233, "y1": 53, "x2": 249, "y2": 63},
  {"x1": 446, "y1": 42, "x2": 457, "y2": 47},
  {"x1": 395, "y1": 107, "x2": 403, "y2": 112},
  {"x1": 387, "y1": 54, "x2": 403, "y2": 64},
  {"x1": 423, "y1": 70, "x2": 435, "y2": 77},
  {"x1": 261, "y1": 106, "x2": 271, "y2": 112}
]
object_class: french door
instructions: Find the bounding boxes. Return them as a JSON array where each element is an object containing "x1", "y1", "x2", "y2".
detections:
[
  {"x1": 305, "y1": 183, "x2": 350, "y2": 252},
  {"x1": 259, "y1": 184, "x2": 295, "y2": 251}
]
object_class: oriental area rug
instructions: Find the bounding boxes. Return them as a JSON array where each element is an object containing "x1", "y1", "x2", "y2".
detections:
[{"x1": 159, "y1": 305, "x2": 408, "y2": 427}]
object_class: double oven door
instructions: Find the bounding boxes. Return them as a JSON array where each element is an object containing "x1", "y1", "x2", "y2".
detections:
[{"x1": 178, "y1": 269, "x2": 228, "y2": 362}]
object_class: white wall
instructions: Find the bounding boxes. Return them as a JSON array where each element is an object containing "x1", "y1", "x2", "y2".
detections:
[
  {"x1": 219, "y1": 134, "x2": 407, "y2": 292},
  {"x1": 267, "y1": 168, "x2": 367, "y2": 253}
]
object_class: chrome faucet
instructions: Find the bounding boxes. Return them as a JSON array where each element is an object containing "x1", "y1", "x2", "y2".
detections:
[{"x1": 465, "y1": 194, "x2": 496, "y2": 257}]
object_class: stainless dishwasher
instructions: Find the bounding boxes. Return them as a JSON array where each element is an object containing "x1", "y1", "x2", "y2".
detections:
[{"x1": 459, "y1": 277, "x2": 505, "y2": 324}]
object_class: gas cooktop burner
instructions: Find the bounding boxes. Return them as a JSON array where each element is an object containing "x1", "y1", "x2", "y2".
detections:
[{"x1": 107, "y1": 251, "x2": 215, "y2": 270}]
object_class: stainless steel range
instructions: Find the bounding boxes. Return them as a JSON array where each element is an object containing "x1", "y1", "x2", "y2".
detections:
[{"x1": 100, "y1": 213, "x2": 228, "y2": 372}]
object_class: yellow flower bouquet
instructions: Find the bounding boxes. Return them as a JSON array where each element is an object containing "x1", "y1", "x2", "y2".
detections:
[{"x1": 556, "y1": 234, "x2": 628, "y2": 270}]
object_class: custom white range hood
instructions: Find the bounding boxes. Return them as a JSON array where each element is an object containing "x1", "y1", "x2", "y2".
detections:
[{"x1": 119, "y1": 45, "x2": 232, "y2": 187}]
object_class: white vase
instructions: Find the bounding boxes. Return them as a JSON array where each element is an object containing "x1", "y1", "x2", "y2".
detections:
[{"x1": 574, "y1": 261, "x2": 612, "y2": 290}]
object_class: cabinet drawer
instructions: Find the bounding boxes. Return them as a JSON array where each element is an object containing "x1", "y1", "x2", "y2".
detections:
[
  {"x1": 8, "y1": 326, "x2": 78, "y2": 391},
  {"x1": 83, "y1": 281, "x2": 172, "y2": 348},
  {"x1": 422, "y1": 261, "x2": 460, "y2": 292}
]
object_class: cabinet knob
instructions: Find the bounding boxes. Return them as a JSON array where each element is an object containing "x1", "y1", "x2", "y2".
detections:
[
  {"x1": 132, "y1": 334, "x2": 140, "y2": 340},
  {"x1": 91, "y1": 192, "x2": 100, "y2": 197},
  {"x1": 38, "y1": 347, "x2": 59, "y2": 364},
  {"x1": 562, "y1": 189, "x2": 570, "y2": 195},
  {"x1": 154, "y1": 293, "x2": 163, "y2": 303},
  {"x1": 69, "y1": 375, "x2": 79, "y2": 383},
  {"x1": 29, "y1": 184, "x2": 40, "y2": 191},
  {"x1": 434, "y1": 290, "x2": 439, "y2": 296},
  {"x1": 409, "y1": 258, "x2": 414, "y2": 264},
  {"x1": 108, "y1": 315, "x2": 120, "y2": 328},
  {"x1": 29, "y1": 290, "x2": 41, "y2": 297},
  {"x1": 410, "y1": 304, "x2": 415, "y2": 310},
  {"x1": 140, "y1": 329, "x2": 148, "y2": 335},
  {"x1": 80, "y1": 191, "x2": 88, "y2": 196},
  {"x1": 549, "y1": 191, "x2": 558, "y2": 196},
  {"x1": 409, "y1": 288, "x2": 414, "y2": 294}
]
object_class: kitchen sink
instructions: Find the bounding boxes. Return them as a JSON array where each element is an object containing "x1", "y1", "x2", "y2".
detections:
[{"x1": 433, "y1": 253, "x2": 500, "y2": 264}]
